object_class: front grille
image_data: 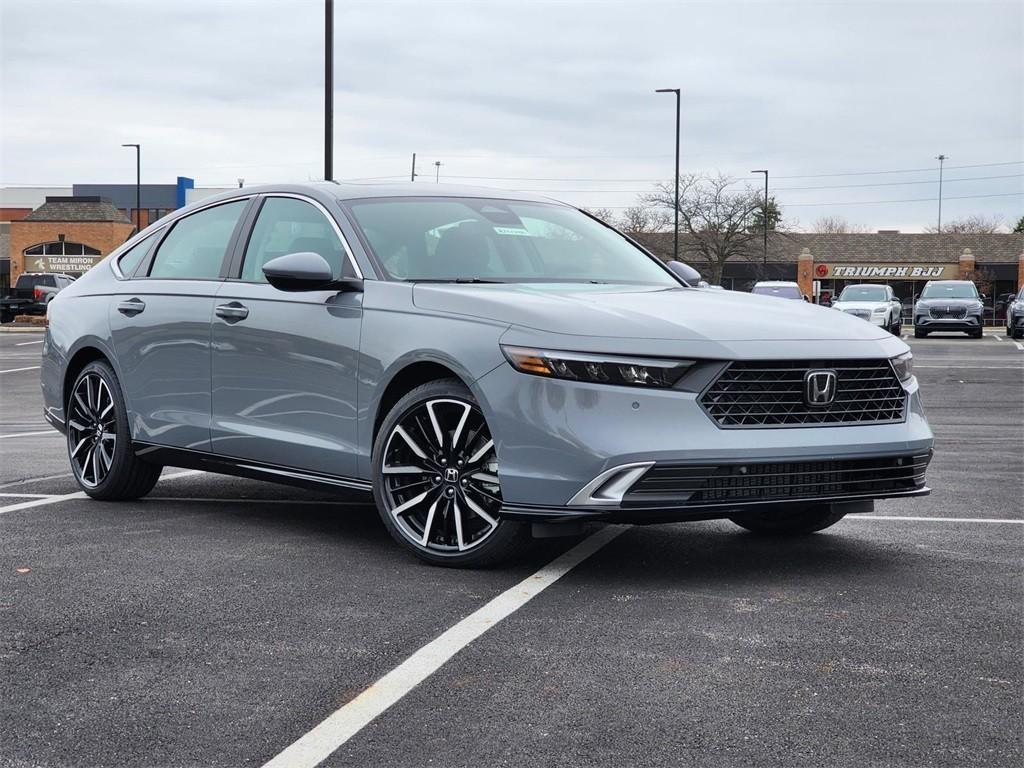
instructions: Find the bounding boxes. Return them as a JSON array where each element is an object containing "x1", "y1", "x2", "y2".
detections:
[
  {"x1": 625, "y1": 453, "x2": 930, "y2": 507},
  {"x1": 700, "y1": 360, "x2": 906, "y2": 428},
  {"x1": 844, "y1": 309, "x2": 871, "y2": 320},
  {"x1": 930, "y1": 307, "x2": 967, "y2": 319}
]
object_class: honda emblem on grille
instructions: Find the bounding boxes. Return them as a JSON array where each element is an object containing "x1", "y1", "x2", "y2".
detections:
[{"x1": 804, "y1": 370, "x2": 838, "y2": 406}]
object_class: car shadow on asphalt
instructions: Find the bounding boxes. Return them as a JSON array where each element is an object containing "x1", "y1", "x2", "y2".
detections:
[{"x1": 574, "y1": 521, "x2": 901, "y2": 588}]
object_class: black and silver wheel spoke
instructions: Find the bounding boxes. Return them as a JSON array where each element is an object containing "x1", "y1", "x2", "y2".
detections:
[
  {"x1": 67, "y1": 373, "x2": 117, "y2": 488},
  {"x1": 382, "y1": 398, "x2": 501, "y2": 553}
]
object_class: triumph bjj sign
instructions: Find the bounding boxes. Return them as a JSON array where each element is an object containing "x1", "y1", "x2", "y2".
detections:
[{"x1": 814, "y1": 263, "x2": 959, "y2": 280}]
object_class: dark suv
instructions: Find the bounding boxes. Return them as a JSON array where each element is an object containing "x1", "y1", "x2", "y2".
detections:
[
  {"x1": 1, "y1": 273, "x2": 76, "y2": 323},
  {"x1": 913, "y1": 280, "x2": 984, "y2": 338}
]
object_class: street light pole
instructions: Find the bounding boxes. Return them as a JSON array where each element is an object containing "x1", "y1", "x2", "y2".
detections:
[
  {"x1": 121, "y1": 143, "x2": 140, "y2": 231},
  {"x1": 434, "y1": 160, "x2": 442, "y2": 183},
  {"x1": 935, "y1": 154, "x2": 948, "y2": 233},
  {"x1": 410, "y1": 153, "x2": 417, "y2": 182},
  {"x1": 751, "y1": 169, "x2": 768, "y2": 267},
  {"x1": 324, "y1": 0, "x2": 334, "y2": 181},
  {"x1": 655, "y1": 88, "x2": 680, "y2": 263}
]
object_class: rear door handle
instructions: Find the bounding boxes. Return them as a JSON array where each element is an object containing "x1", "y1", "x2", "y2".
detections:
[
  {"x1": 117, "y1": 298, "x2": 146, "y2": 316},
  {"x1": 215, "y1": 302, "x2": 249, "y2": 322}
]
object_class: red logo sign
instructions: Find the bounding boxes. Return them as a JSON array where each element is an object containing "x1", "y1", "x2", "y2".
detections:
[{"x1": 815, "y1": 264, "x2": 829, "y2": 277}]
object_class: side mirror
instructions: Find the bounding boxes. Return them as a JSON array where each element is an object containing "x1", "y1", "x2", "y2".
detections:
[
  {"x1": 665, "y1": 260, "x2": 701, "y2": 285},
  {"x1": 262, "y1": 251, "x2": 363, "y2": 293}
]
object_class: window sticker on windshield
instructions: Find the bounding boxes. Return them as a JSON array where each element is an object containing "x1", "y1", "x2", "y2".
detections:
[{"x1": 493, "y1": 226, "x2": 533, "y2": 237}]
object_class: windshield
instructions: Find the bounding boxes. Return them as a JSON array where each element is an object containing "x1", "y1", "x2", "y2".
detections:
[
  {"x1": 15, "y1": 274, "x2": 56, "y2": 289},
  {"x1": 920, "y1": 283, "x2": 979, "y2": 300},
  {"x1": 751, "y1": 284, "x2": 802, "y2": 300},
  {"x1": 839, "y1": 285, "x2": 887, "y2": 302},
  {"x1": 344, "y1": 197, "x2": 677, "y2": 285}
]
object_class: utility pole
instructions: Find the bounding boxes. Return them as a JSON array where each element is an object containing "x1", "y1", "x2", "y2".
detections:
[
  {"x1": 655, "y1": 88, "x2": 681, "y2": 262},
  {"x1": 324, "y1": 0, "x2": 334, "y2": 181},
  {"x1": 434, "y1": 160, "x2": 442, "y2": 183},
  {"x1": 410, "y1": 153, "x2": 417, "y2": 182},
  {"x1": 751, "y1": 169, "x2": 769, "y2": 267},
  {"x1": 935, "y1": 154, "x2": 948, "y2": 232},
  {"x1": 121, "y1": 143, "x2": 140, "y2": 231}
]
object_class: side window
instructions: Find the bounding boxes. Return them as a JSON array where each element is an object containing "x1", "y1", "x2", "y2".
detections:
[
  {"x1": 148, "y1": 200, "x2": 247, "y2": 280},
  {"x1": 240, "y1": 197, "x2": 353, "y2": 282},
  {"x1": 117, "y1": 233, "x2": 158, "y2": 278}
]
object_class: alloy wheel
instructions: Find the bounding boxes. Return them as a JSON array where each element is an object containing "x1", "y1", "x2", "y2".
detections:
[
  {"x1": 380, "y1": 398, "x2": 501, "y2": 552},
  {"x1": 67, "y1": 373, "x2": 117, "y2": 488}
]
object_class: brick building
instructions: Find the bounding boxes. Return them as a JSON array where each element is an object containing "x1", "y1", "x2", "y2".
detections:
[
  {"x1": 8, "y1": 197, "x2": 135, "y2": 285},
  {"x1": 635, "y1": 231, "x2": 1024, "y2": 311}
]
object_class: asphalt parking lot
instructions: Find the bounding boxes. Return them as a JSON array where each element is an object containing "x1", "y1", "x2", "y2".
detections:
[{"x1": 2, "y1": 329, "x2": 1021, "y2": 768}]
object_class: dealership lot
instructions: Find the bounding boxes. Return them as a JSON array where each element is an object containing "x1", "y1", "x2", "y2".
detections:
[{"x1": 1, "y1": 330, "x2": 1021, "y2": 767}]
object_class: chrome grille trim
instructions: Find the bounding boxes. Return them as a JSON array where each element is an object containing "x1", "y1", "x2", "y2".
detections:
[
  {"x1": 929, "y1": 307, "x2": 967, "y2": 319},
  {"x1": 699, "y1": 359, "x2": 907, "y2": 428}
]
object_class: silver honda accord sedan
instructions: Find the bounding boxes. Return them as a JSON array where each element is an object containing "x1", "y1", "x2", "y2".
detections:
[{"x1": 40, "y1": 182, "x2": 933, "y2": 566}]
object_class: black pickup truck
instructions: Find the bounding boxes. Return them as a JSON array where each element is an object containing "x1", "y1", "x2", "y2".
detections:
[{"x1": 1, "y1": 273, "x2": 76, "y2": 323}]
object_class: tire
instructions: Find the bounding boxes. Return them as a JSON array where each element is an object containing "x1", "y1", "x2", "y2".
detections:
[
  {"x1": 970, "y1": 328, "x2": 983, "y2": 338},
  {"x1": 914, "y1": 328, "x2": 928, "y2": 338},
  {"x1": 1012, "y1": 326, "x2": 1023, "y2": 340},
  {"x1": 67, "y1": 360, "x2": 162, "y2": 500},
  {"x1": 371, "y1": 378, "x2": 529, "y2": 567},
  {"x1": 889, "y1": 315, "x2": 901, "y2": 335},
  {"x1": 729, "y1": 504, "x2": 846, "y2": 535}
]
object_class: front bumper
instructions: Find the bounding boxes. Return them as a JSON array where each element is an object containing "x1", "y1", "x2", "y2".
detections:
[
  {"x1": 475, "y1": 361, "x2": 933, "y2": 519},
  {"x1": 915, "y1": 314, "x2": 982, "y2": 332}
]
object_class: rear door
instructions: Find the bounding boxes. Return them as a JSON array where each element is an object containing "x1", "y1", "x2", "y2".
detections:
[
  {"x1": 210, "y1": 194, "x2": 364, "y2": 479},
  {"x1": 108, "y1": 197, "x2": 252, "y2": 452}
]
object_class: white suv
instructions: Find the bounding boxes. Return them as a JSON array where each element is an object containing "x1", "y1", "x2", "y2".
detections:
[{"x1": 832, "y1": 283, "x2": 902, "y2": 335}]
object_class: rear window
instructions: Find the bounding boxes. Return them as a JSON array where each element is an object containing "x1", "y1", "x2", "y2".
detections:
[{"x1": 15, "y1": 274, "x2": 56, "y2": 289}]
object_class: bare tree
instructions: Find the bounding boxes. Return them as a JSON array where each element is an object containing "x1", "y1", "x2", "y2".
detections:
[
  {"x1": 924, "y1": 214, "x2": 1005, "y2": 234},
  {"x1": 642, "y1": 173, "x2": 764, "y2": 284},
  {"x1": 811, "y1": 216, "x2": 871, "y2": 234},
  {"x1": 617, "y1": 205, "x2": 671, "y2": 235},
  {"x1": 582, "y1": 207, "x2": 616, "y2": 224}
]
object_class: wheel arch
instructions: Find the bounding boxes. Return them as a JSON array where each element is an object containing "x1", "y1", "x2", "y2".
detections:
[{"x1": 371, "y1": 359, "x2": 472, "y2": 445}]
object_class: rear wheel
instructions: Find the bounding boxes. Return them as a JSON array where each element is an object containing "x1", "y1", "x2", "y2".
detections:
[
  {"x1": 372, "y1": 378, "x2": 528, "y2": 567},
  {"x1": 729, "y1": 504, "x2": 846, "y2": 535},
  {"x1": 67, "y1": 360, "x2": 162, "y2": 500}
]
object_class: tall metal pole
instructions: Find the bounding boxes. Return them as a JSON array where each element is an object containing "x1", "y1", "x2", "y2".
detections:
[
  {"x1": 656, "y1": 88, "x2": 680, "y2": 262},
  {"x1": 935, "y1": 154, "x2": 947, "y2": 232},
  {"x1": 122, "y1": 143, "x2": 140, "y2": 231},
  {"x1": 434, "y1": 160, "x2": 442, "y2": 183},
  {"x1": 410, "y1": 153, "x2": 417, "y2": 182},
  {"x1": 751, "y1": 169, "x2": 768, "y2": 267},
  {"x1": 324, "y1": 0, "x2": 334, "y2": 181}
]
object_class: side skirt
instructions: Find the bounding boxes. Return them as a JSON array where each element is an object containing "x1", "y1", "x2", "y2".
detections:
[{"x1": 132, "y1": 442, "x2": 374, "y2": 498}]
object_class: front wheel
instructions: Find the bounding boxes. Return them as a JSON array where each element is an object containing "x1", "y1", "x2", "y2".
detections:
[
  {"x1": 914, "y1": 328, "x2": 928, "y2": 338},
  {"x1": 729, "y1": 504, "x2": 846, "y2": 535},
  {"x1": 67, "y1": 360, "x2": 162, "y2": 500},
  {"x1": 372, "y1": 379, "x2": 528, "y2": 567}
]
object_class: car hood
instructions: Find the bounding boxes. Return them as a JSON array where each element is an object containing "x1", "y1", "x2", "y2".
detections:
[
  {"x1": 915, "y1": 297, "x2": 980, "y2": 306},
  {"x1": 412, "y1": 282, "x2": 891, "y2": 342}
]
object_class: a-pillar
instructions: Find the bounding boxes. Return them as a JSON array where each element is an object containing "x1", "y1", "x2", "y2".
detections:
[{"x1": 1017, "y1": 251, "x2": 1024, "y2": 292}]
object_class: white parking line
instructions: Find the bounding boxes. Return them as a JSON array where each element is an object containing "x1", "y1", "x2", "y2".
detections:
[
  {"x1": 0, "y1": 366, "x2": 40, "y2": 374},
  {"x1": 14, "y1": 340, "x2": 43, "y2": 346},
  {"x1": 0, "y1": 430, "x2": 58, "y2": 439},
  {"x1": 260, "y1": 525, "x2": 627, "y2": 768},
  {"x1": 0, "y1": 470, "x2": 203, "y2": 515},
  {"x1": 849, "y1": 515, "x2": 1024, "y2": 524},
  {"x1": 0, "y1": 492, "x2": 55, "y2": 498}
]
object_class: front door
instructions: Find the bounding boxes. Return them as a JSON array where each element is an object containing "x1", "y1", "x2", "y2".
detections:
[
  {"x1": 210, "y1": 195, "x2": 363, "y2": 480},
  {"x1": 108, "y1": 198, "x2": 251, "y2": 452}
]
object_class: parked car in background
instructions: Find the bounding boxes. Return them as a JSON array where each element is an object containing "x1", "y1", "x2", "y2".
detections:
[
  {"x1": 1006, "y1": 292, "x2": 1023, "y2": 339},
  {"x1": 0, "y1": 272, "x2": 76, "y2": 323},
  {"x1": 913, "y1": 280, "x2": 984, "y2": 338},
  {"x1": 831, "y1": 284, "x2": 902, "y2": 335},
  {"x1": 751, "y1": 281, "x2": 808, "y2": 301},
  {"x1": 40, "y1": 182, "x2": 932, "y2": 566}
]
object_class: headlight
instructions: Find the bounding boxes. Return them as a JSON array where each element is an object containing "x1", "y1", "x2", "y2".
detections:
[
  {"x1": 501, "y1": 346, "x2": 694, "y2": 388},
  {"x1": 872, "y1": 306, "x2": 887, "y2": 314},
  {"x1": 891, "y1": 351, "x2": 913, "y2": 382}
]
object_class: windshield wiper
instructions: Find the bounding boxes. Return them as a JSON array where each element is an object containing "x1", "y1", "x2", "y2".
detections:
[{"x1": 413, "y1": 278, "x2": 504, "y2": 284}]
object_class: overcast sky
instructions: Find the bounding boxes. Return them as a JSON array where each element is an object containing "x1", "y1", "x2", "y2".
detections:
[{"x1": 1, "y1": 0, "x2": 1021, "y2": 232}]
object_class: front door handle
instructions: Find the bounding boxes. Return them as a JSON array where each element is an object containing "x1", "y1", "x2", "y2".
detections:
[
  {"x1": 117, "y1": 298, "x2": 146, "y2": 316},
  {"x1": 215, "y1": 302, "x2": 249, "y2": 322}
]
